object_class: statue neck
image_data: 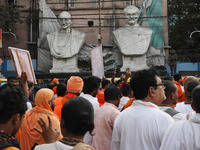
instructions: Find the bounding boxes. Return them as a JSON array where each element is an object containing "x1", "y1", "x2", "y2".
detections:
[{"x1": 59, "y1": 27, "x2": 71, "y2": 33}]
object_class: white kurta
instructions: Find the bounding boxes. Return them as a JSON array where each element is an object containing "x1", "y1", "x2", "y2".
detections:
[
  {"x1": 159, "y1": 106, "x2": 186, "y2": 121},
  {"x1": 34, "y1": 141, "x2": 73, "y2": 150},
  {"x1": 118, "y1": 96, "x2": 129, "y2": 111},
  {"x1": 111, "y1": 100, "x2": 174, "y2": 150},
  {"x1": 160, "y1": 113, "x2": 200, "y2": 150},
  {"x1": 80, "y1": 93, "x2": 99, "y2": 114},
  {"x1": 80, "y1": 93, "x2": 99, "y2": 145},
  {"x1": 175, "y1": 102, "x2": 195, "y2": 114}
]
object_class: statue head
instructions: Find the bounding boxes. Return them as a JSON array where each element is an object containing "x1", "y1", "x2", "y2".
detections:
[
  {"x1": 124, "y1": 5, "x2": 140, "y2": 26},
  {"x1": 58, "y1": 11, "x2": 72, "y2": 29}
]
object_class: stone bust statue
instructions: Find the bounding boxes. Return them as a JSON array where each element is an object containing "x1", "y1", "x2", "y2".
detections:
[
  {"x1": 47, "y1": 11, "x2": 85, "y2": 73},
  {"x1": 113, "y1": 5, "x2": 153, "y2": 71}
]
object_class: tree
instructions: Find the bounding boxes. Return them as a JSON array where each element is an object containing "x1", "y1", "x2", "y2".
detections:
[
  {"x1": 168, "y1": 0, "x2": 200, "y2": 62},
  {"x1": 0, "y1": 2, "x2": 24, "y2": 32}
]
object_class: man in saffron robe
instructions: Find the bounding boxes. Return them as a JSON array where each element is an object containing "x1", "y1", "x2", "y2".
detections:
[
  {"x1": 54, "y1": 76, "x2": 83, "y2": 119},
  {"x1": 20, "y1": 89, "x2": 62, "y2": 150}
]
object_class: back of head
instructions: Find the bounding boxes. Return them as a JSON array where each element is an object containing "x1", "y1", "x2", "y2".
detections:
[
  {"x1": 61, "y1": 97, "x2": 94, "y2": 136},
  {"x1": 57, "y1": 83, "x2": 66, "y2": 96},
  {"x1": 164, "y1": 80, "x2": 177, "y2": 100},
  {"x1": 34, "y1": 88, "x2": 54, "y2": 110},
  {"x1": 121, "y1": 84, "x2": 132, "y2": 97},
  {"x1": 7, "y1": 76, "x2": 18, "y2": 82},
  {"x1": 173, "y1": 73, "x2": 181, "y2": 82},
  {"x1": 7, "y1": 76, "x2": 19, "y2": 85},
  {"x1": 67, "y1": 76, "x2": 83, "y2": 94},
  {"x1": 101, "y1": 79, "x2": 110, "y2": 89},
  {"x1": 0, "y1": 83, "x2": 27, "y2": 124},
  {"x1": 104, "y1": 85, "x2": 121, "y2": 101},
  {"x1": 192, "y1": 85, "x2": 200, "y2": 113},
  {"x1": 83, "y1": 76, "x2": 101, "y2": 94},
  {"x1": 130, "y1": 69, "x2": 157, "y2": 99},
  {"x1": 47, "y1": 83, "x2": 57, "y2": 90},
  {"x1": 186, "y1": 80, "x2": 199, "y2": 99},
  {"x1": 116, "y1": 79, "x2": 122, "y2": 86},
  {"x1": 184, "y1": 76, "x2": 196, "y2": 89}
]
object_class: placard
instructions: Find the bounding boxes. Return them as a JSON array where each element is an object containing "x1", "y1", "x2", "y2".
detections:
[
  {"x1": 91, "y1": 45, "x2": 104, "y2": 79},
  {"x1": 8, "y1": 47, "x2": 37, "y2": 84}
]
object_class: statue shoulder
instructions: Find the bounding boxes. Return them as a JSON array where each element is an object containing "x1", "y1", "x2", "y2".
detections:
[
  {"x1": 113, "y1": 27, "x2": 125, "y2": 36},
  {"x1": 46, "y1": 31, "x2": 59, "y2": 37},
  {"x1": 71, "y1": 28, "x2": 85, "y2": 36}
]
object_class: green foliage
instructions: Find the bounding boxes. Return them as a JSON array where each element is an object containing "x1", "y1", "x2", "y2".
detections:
[
  {"x1": 0, "y1": 2, "x2": 24, "y2": 32},
  {"x1": 168, "y1": 0, "x2": 200, "y2": 62}
]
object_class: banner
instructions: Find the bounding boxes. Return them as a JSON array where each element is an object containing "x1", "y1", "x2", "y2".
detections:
[
  {"x1": 8, "y1": 47, "x2": 37, "y2": 84},
  {"x1": 91, "y1": 45, "x2": 104, "y2": 79},
  {"x1": 0, "y1": 28, "x2": 2, "y2": 48}
]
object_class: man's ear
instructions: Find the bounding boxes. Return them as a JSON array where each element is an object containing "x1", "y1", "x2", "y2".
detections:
[
  {"x1": 60, "y1": 118, "x2": 65, "y2": 129},
  {"x1": 11, "y1": 114, "x2": 20, "y2": 125},
  {"x1": 149, "y1": 87, "x2": 156, "y2": 97},
  {"x1": 170, "y1": 92, "x2": 174, "y2": 100}
]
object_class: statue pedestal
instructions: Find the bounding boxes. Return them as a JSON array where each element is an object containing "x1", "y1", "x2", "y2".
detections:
[
  {"x1": 50, "y1": 56, "x2": 79, "y2": 73},
  {"x1": 121, "y1": 55, "x2": 148, "y2": 72}
]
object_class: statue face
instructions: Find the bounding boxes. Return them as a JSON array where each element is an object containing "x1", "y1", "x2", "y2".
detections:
[
  {"x1": 124, "y1": 7, "x2": 139, "y2": 26},
  {"x1": 58, "y1": 11, "x2": 72, "y2": 29}
]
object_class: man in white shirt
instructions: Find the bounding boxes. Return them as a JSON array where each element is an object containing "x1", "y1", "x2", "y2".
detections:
[
  {"x1": 160, "y1": 85, "x2": 200, "y2": 150},
  {"x1": 175, "y1": 80, "x2": 199, "y2": 117},
  {"x1": 159, "y1": 80, "x2": 185, "y2": 121},
  {"x1": 80, "y1": 76, "x2": 101, "y2": 114},
  {"x1": 81, "y1": 76, "x2": 101, "y2": 145},
  {"x1": 111, "y1": 69, "x2": 174, "y2": 150},
  {"x1": 118, "y1": 84, "x2": 133, "y2": 111}
]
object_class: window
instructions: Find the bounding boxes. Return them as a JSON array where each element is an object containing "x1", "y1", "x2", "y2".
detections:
[{"x1": 69, "y1": 0, "x2": 75, "y2": 7}]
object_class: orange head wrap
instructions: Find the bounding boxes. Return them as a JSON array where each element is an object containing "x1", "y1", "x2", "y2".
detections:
[
  {"x1": 67, "y1": 76, "x2": 83, "y2": 93},
  {"x1": 49, "y1": 78, "x2": 59, "y2": 84},
  {"x1": 34, "y1": 88, "x2": 54, "y2": 111}
]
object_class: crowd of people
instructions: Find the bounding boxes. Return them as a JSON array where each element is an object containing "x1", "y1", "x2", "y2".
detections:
[{"x1": 0, "y1": 69, "x2": 200, "y2": 150}]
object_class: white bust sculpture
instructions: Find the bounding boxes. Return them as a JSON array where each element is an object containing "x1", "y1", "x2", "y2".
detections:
[
  {"x1": 47, "y1": 11, "x2": 85, "y2": 73},
  {"x1": 113, "y1": 5, "x2": 152, "y2": 71}
]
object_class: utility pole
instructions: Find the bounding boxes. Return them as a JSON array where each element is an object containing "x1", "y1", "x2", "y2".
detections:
[{"x1": 98, "y1": 0, "x2": 102, "y2": 45}]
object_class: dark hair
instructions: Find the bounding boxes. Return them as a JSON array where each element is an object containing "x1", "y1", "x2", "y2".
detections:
[
  {"x1": 83, "y1": 76, "x2": 101, "y2": 94},
  {"x1": 130, "y1": 69, "x2": 157, "y2": 99},
  {"x1": 101, "y1": 79, "x2": 110, "y2": 89},
  {"x1": 173, "y1": 73, "x2": 181, "y2": 82},
  {"x1": 34, "y1": 85, "x2": 41, "y2": 93},
  {"x1": 57, "y1": 83, "x2": 66, "y2": 96},
  {"x1": 164, "y1": 80, "x2": 177, "y2": 99},
  {"x1": 61, "y1": 97, "x2": 94, "y2": 136},
  {"x1": 186, "y1": 80, "x2": 199, "y2": 99},
  {"x1": 121, "y1": 84, "x2": 132, "y2": 96},
  {"x1": 7, "y1": 76, "x2": 18, "y2": 82},
  {"x1": 104, "y1": 85, "x2": 121, "y2": 101},
  {"x1": 47, "y1": 83, "x2": 57, "y2": 90},
  {"x1": 116, "y1": 79, "x2": 122, "y2": 86},
  {"x1": 192, "y1": 85, "x2": 200, "y2": 112},
  {"x1": 0, "y1": 83, "x2": 27, "y2": 123}
]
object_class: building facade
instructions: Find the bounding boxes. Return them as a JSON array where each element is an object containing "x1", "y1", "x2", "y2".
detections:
[{"x1": 0, "y1": 0, "x2": 169, "y2": 73}]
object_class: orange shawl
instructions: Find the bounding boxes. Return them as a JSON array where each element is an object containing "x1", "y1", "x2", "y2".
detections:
[
  {"x1": 54, "y1": 93, "x2": 77, "y2": 119},
  {"x1": 20, "y1": 88, "x2": 62, "y2": 150}
]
